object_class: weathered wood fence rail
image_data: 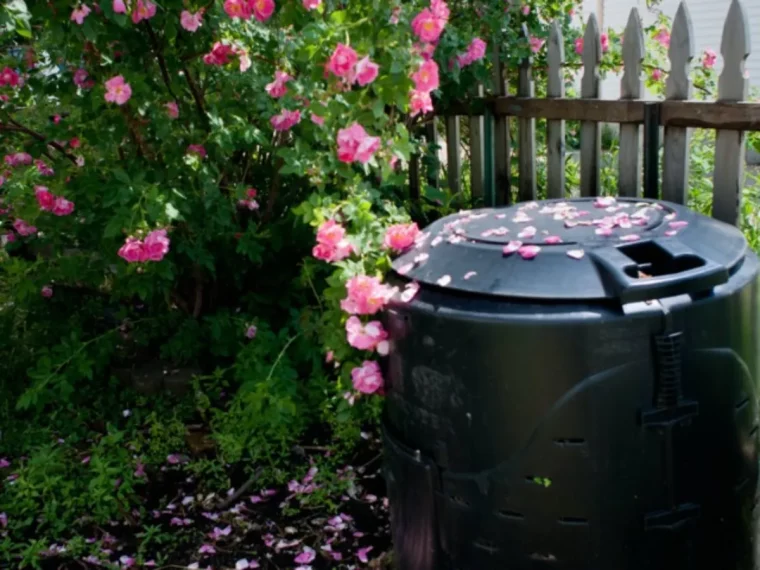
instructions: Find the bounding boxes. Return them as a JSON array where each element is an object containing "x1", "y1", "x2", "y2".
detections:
[{"x1": 421, "y1": 0, "x2": 760, "y2": 227}]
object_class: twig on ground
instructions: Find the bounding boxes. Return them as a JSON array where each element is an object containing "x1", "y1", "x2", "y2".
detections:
[{"x1": 216, "y1": 467, "x2": 264, "y2": 510}]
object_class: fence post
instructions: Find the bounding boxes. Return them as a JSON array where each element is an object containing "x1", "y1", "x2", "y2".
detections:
[
  {"x1": 518, "y1": 24, "x2": 537, "y2": 202},
  {"x1": 580, "y1": 14, "x2": 602, "y2": 197},
  {"x1": 713, "y1": 0, "x2": 750, "y2": 226},
  {"x1": 546, "y1": 21, "x2": 566, "y2": 200},
  {"x1": 618, "y1": 8, "x2": 645, "y2": 198},
  {"x1": 469, "y1": 84, "x2": 487, "y2": 206},
  {"x1": 446, "y1": 116, "x2": 462, "y2": 194},
  {"x1": 492, "y1": 39, "x2": 511, "y2": 206},
  {"x1": 662, "y1": 1, "x2": 695, "y2": 205},
  {"x1": 643, "y1": 103, "x2": 661, "y2": 199}
]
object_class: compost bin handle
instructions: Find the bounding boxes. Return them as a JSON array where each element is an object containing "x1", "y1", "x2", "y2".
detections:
[{"x1": 590, "y1": 240, "x2": 730, "y2": 304}]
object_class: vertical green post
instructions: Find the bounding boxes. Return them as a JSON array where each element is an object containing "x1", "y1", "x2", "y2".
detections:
[{"x1": 483, "y1": 106, "x2": 496, "y2": 208}]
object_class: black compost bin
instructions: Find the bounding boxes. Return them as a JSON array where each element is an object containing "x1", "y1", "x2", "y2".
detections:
[{"x1": 382, "y1": 198, "x2": 760, "y2": 570}]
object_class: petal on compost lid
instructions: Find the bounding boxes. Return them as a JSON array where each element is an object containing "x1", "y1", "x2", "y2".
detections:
[
  {"x1": 567, "y1": 249, "x2": 585, "y2": 259},
  {"x1": 502, "y1": 240, "x2": 522, "y2": 255},
  {"x1": 518, "y1": 245, "x2": 541, "y2": 259}
]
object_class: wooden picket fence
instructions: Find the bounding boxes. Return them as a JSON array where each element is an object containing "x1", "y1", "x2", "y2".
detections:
[{"x1": 420, "y1": 0, "x2": 760, "y2": 227}]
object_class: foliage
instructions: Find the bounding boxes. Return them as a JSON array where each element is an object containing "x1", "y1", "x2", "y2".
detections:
[{"x1": 1, "y1": 0, "x2": 757, "y2": 567}]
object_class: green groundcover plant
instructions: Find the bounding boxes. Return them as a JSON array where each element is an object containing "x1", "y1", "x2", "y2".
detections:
[{"x1": 0, "y1": 0, "x2": 756, "y2": 567}]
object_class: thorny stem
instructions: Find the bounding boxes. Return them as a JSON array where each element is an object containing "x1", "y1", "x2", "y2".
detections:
[
  {"x1": 145, "y1": 21, "x2": 180, "y2": 103},
  {"x1": 0, "y1": 115, "x2": 78, "y2": 163},
  {"x1": 182, "y1": 64, "x2": 209, "y2": 129},
  {"x1": 265, "y1": 334, "x2": 301, "y2": 383}
]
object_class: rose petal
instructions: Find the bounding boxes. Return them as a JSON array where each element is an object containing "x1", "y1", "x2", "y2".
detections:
[
  {"x1": 595, "y1": 227, "x2": 613, "y2": 236},
  {"x1": 567, "y1": 249, "x2": 585, "y2": 260},
  {"x1": 397, "y1": 263, "x2": 414, "y2": 275},
  {"x1": 502, "y1": 240, "x2": 523, "y2": 255},
  {"x1": 463, "y1": 271, "x2": 477, "y2": 280},
  {"x1": 436, "y1": 275, "x2": 452, "y2": 286},
  {"x1": 664, "y1": 230, "x2": 678, "y2": 237},
  {"x1": 517, "y1": 226, "x2": 536, "y2": 239},
  {"x1": 594, "y1": 196, "x2": 616, "y2": 208},
  {"x1": 399, "y1": 282, "x2": 420, "y2": 303},
  {"x1": 668, "y1": 220, "x2": 688, "y2": 229},
  {"x1": 518, "y1": 245, "x2": 541, "y2": 260},
  {"x1": 544, "y1": 236, "x2": 563, "y2": 244},
  {"x1": 620, "y1": 234, "x2": 640, "y2": 242}
]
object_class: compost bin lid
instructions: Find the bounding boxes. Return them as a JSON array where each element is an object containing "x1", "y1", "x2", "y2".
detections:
[{"x1": 390, "y1": 198, "x2": 748, "y2": 304}]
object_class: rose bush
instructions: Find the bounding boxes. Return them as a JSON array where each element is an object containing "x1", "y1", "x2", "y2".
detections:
[{"x1": 0, "y1": 0, "x2": 675, "y2": 565}]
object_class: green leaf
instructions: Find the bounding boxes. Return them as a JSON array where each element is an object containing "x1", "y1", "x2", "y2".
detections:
[
  {"x1": 329, "y1": 10, "x2": 347, "y2": 24},
  {"x1": 165, "y1": 203, "x2": 180, "y2": 220}
]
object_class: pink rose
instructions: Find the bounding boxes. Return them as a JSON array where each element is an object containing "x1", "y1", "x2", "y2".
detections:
[
  {"x1": 180, "y1": 10, "x2": 203, "y2": 32},
  {"x1": 600, "y1": 33, "x2": 609, "y2": 52},
  {"x1": 411, "y1": 9, "x2": 445, "y2": 43},
  {"x1": 73, "y1": 68, "x2": 89, "y2": 87},
  {"x1": 316, "y1": 219, "x2": 345, "y2": 247},
  {"x1": 187, "y1": 144, "x2": 207, "y2": 158},
  {"x1": 654, "y1": 28, "x2": 670, "y2": 48},
  {"x1": 35, "y1": 186, "x2": 55, "y2": 211},
  {"x1": 336, "y1": 122, "x2": 381, "y2": 164},
  {"x1": 131, "y1": 0, "x2": 156, "y2": 24},
  {"x1": 143, "y1": 229, "x2": 170, "y2": 261},
  {"x1": 224, "y1": 0, "x2": 252, "y2": 20},
  {"x1": 41, "y1": 286, "x2": 53, "y2": 298},
  {"x1": 384, "y1": 223, "x2": 419, "y2": 252},
  {"x1": 312, "y1": 241, "x2": 353, "y2": 262},
  {"x1": 703, "y1": 48, "x2": 717, "y2": 69},
  {"x1": 52, "y1": 197, "x2": 75, "y2": 216},
  {"x1": 431, "y1": 0, "x2": 450, "y2": 21},
  {"x1": 411, "y1": 60, "x2": 439, "y2": 92},
  {"x1": 118, "y1": 237, "x2": 144, "y2": 263},
  {"x1": 303, "y1": 0, "x2": 321, "y2": 10},
  {"x1": 35, "y1": 160, "x2": 54, "y2": 176},
  {"x1": 265, "y1": 70, "x2": 291, "y2": 98},
  {"x1": 70, "y1": 137, "x2": 81, "y2": 149},
  {"x1": 312, "y1": 220, "x2": 353, "y2": 262},
  {"x1": 13, "y1": 219, "x2": 37, "y2": 237},
  {"x1": 346, "y1": 316, "x2": 388, "y2": 352},
  {"x1": 71, "y1": 4, "x2": 92, "y2": 25},
  {"x1": 203, "y1": 43, "x2": 236, "y2": 66},
  {"x1": 310, "y1": 113, "x2": 325, "y2": 126},
  {"x1": 529, "y1": 36, "x2": 545, "y2": 53},
  {"x1": 251, "y1": 0, "x2": 275, "y2": 22},
  {"x1": 270, "y1": 109, "x2": 301, "y2": 132},
  {"x1": 104, "y1": 75, "x2": 132, "y2": 105},
  {"x1": 355, "y1": 57, "x2": 379, "y2": 86},
  {"x1": 464, "y1": 38, "x2": 487, "y2": 64},
  {"x1": 0, "y1": 67, "x2": 20, "y2": 88},
  {"x1": 651, "y1": 68, "x2": 663, "y2": 81},
  {"x1": 574, "y1": 37, "x2": 583, "y2": 55},
  {"x1": 328, "y1": 44, "x2": 358, "y2": 78},
  {"x1": 4, "y1": 152, "x2": 32, "y2": 167},
  {"x1": 351, "y1": 361, "x2": 384, "y2": 394},
  {"x1": 113, "y1": 0, "x2": 127, "y2": 14},
  {"x1": 340, "y1": 275, "x2": 393, "y2": 315},
  {"x1": 165, "y1": 102, "x2": 179, "y2": 118}
]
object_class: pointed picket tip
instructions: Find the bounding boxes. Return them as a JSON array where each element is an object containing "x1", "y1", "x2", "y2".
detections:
[
  {"x1": 721, "y1": 0, "x2": 751, "y2": 59},
  {"x1": 583, "y1": 13, "x2": 602, "y2": 64},
  {"x1": 547, "y1": 20, "x2": 565, "y2": 97},
  {"x1": 670, "y1": 2, "x2": 695, "y2": 61},
  {"x1": 667, "y1": 1, "x2": 695, "y2": 99},
  {"x1": 520, "y1": 23, "x2": 533, "y2": 65},
  {"x1": 719, "y1": 0, "x2": 751, "y2": 100},
  {"x1": 621, "y1": 8, "x2": 645, "y2": 98}
]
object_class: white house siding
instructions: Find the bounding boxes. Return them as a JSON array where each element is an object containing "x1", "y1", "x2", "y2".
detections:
[{"x1": 586, "y1": 0, "x2": 760, "y2": 100}]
